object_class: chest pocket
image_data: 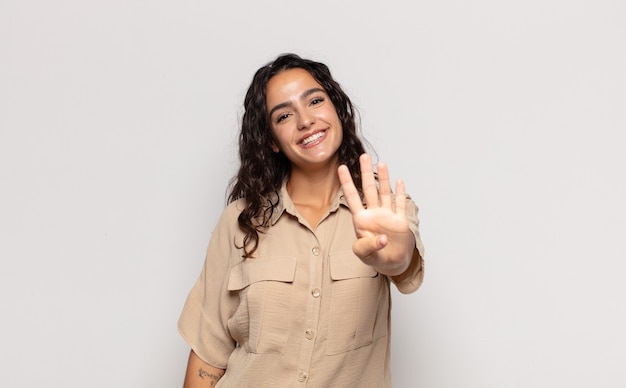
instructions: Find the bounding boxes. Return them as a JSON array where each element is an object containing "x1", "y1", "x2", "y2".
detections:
[
  {"x1": 326, "y1": 251, "x2": 389, "y2": 355},
  {"x1": 227, "y1": 257, "x2": 296, "y2": 354}
]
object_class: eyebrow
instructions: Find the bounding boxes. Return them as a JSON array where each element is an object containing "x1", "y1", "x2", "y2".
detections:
[{"x1": 268, "y1": 87, "x2": 326, "y2": 119}]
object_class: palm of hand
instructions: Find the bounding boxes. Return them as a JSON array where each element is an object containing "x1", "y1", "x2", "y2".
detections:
[{"x1": 338, "y1": 154, "x2": 414, "y2": 276}]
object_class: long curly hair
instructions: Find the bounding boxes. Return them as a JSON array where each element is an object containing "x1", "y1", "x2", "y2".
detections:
[{"x1": 227, "y1": 53, "x2": 369, "y2": 258}]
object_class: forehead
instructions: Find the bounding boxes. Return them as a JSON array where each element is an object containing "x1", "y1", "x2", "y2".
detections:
[{"x1": 266, "y1": 68, "x2": 324, "y2": 100}]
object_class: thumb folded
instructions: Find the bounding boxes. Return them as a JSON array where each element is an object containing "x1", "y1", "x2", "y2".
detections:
[{"x1": 352, "y1": 235, "x2": 387, "y2": 263}]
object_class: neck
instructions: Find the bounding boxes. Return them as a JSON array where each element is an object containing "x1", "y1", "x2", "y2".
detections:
[{"x1": 287, "y1": 163, "x2": 341, "y2": 210}]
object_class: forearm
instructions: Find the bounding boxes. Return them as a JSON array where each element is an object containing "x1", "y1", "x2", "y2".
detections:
[{"x1": 183, "y1": 350, "x2": 225, "y2": 388}]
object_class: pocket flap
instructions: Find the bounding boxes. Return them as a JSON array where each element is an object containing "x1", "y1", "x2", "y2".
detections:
[
  {"x1": 228, "y1": 257, "x2": 297, "y2": 291},
  {"x1": 329, "y1": 251, "x2": 377, "y2": 280}
]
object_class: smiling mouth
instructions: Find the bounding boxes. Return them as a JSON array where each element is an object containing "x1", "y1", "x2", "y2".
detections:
[{"x1": 301, "y1": 130, "x2": 326, "y2": 146}]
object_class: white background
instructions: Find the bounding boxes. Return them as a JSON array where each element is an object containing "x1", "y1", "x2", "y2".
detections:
[{"x1": 1, "y1": 0, "x2": 625, "y2": 387}]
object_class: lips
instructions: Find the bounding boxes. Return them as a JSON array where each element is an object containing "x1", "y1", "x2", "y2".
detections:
[{"x1": 300, "y1": 130, "x2": 327, "y2": 147}]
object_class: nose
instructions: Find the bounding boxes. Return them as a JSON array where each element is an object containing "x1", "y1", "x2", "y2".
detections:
[{"x1": 297, "y1": 110, "x2": 315, "y2": 130}]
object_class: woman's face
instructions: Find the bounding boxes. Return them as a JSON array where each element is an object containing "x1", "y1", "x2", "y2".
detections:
[{"x1": 266, "y1": 68, "x2": 343, "y2": 171}]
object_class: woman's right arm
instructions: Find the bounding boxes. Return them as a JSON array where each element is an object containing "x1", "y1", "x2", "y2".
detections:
[{"x1": 183, "y1": 350, "x2": 225, "y2": 388}]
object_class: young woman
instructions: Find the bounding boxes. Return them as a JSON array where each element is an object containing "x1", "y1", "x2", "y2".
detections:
[{"x1": 179, "y1": 53, "x2": 425, "y2": 387}]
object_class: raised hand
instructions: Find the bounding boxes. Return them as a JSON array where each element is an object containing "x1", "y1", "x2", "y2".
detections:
[{"x1": 337, "y1": 153, "x2": 416, "y2": 277}]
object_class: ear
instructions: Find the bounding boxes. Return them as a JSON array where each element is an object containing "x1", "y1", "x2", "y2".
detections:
[{"x1": 271, "y1": 142, "x2": 280, "y2": 153}]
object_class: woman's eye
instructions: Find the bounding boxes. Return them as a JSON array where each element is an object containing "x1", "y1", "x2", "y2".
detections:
[
  {"x1": 311, "y1": 97, "x2": 324, "y2": 105},
  {"x1": 276, "y1": 113, "x2": 290, "y2": 123}
]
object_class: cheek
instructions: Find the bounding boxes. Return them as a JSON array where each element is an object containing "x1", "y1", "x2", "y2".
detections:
[
  {"x1": 271, "y1": 127, "x2": 290, "y2": 149},
  {"x1": 322, "y1": 106, "x2": 341, "y2": 126}
]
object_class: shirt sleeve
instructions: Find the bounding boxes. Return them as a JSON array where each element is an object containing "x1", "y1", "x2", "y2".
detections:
[
  {"x1": 390, "y1": 196, "x2": 425, "y2": 294},
  {"x1": 177, "y1": 204, "x2": 241, "y2": 369}
]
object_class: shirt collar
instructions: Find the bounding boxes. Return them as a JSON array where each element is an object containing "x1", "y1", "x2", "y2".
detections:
[{"x1": 268, "y1": 181, "x2": 352, "y2": 226}]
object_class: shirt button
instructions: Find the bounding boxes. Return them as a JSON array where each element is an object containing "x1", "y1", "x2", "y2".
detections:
[
  {"x1": 297, "y1": 371, "x2": 308, "y2": 382},
  {"x1": 305, "y1": 329, "x2": 315, "y2": 340},
  {"x1": 311, "y1": 288, "x2": 321, "y2": 298},
  {"x1": 311, "y1": 246, "x2": 320, "y2": 256}
]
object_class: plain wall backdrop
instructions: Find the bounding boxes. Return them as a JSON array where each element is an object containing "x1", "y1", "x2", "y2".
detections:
[{"x1": 1, "y1": 0, "x2": 625, "y2": 387}]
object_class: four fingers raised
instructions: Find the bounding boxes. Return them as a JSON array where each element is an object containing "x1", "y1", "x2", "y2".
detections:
[{"x1": 338, "y1": 153, "x2": 407, "y2": 216}]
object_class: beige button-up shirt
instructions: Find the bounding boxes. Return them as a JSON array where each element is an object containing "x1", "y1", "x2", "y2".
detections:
[{"x1": 178, "y1": 184, "x2": 425, "y2": 387}]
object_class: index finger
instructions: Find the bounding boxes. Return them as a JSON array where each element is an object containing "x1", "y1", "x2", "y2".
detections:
[{"x1": 337, "y1": 164, "x2": 364, "y2": 213}]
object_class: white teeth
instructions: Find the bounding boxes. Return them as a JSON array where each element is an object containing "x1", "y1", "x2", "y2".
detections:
[{"x1": 302, "y1": 131, "x2": 324, "y2": 145}]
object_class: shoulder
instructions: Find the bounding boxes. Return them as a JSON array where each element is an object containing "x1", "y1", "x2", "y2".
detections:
[
  {"x1": 215, "y1": 196, "x2": 284, "y2": 230},
  {"x1": 203, "y1": 200, "x2": 246, "y2": 263},
  {"x1": 215, "y1": 198, "x2": 246, "y2": 229},
  {"x1": 224, "y1": 198, "x2": 247, "y2": 216},
  {"x1": 389, "y1": 192, "x2": 420, "y2": 218},
  {"x1": 404, "y1": 194, "x2": 420, "y2": 219}
]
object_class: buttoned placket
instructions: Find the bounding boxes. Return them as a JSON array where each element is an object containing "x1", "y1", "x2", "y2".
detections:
[{"x1": 294, "y1": 227, "x2": 323, "y2": 385}]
